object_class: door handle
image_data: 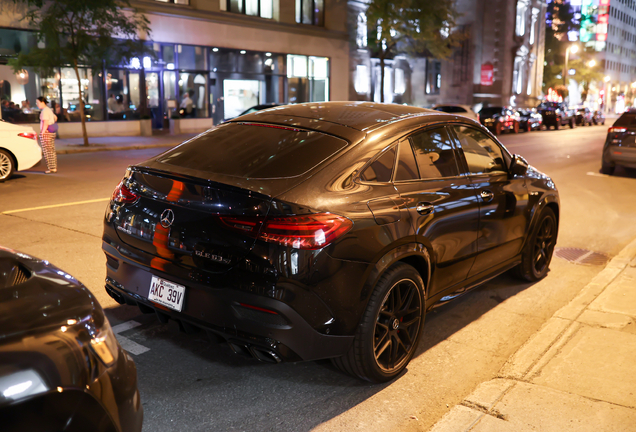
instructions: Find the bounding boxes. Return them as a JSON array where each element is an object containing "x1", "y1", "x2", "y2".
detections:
[
  {"x1": 416, "y1": 202, "x2": 434, "y2": 215},
  {"x1": 480, "y1": 190, "x2": 494, "y2": 202}
]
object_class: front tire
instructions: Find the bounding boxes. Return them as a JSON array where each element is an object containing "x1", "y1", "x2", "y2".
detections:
[
  {"x1": 569, "y1": 118, "x2": 575, "y2": 128},
  {"x1": 514, "y1": 207, "x2": 557, "y2": 282},
  {"x1": 0, "y1": 150, "x2": 15, "y2": 182},
  {"x1": 331, "y1": 263, "x2": 425, "y2": 383}
]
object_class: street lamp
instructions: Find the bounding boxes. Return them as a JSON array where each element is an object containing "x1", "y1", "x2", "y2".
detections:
[
  {"x1": 604, "y1": 75, "x2": 611, "y2": 82},
  {"x1": 588, "y1": 60, "x2": 596, "y2": 68},
  {"x1": 564, "y1": 44, "x2": 579, "y2": 87}
]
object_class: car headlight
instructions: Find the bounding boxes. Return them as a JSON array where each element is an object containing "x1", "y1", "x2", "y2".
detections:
[{"x1": 89, "y1": 319, "x2": 119, "y2": 367}]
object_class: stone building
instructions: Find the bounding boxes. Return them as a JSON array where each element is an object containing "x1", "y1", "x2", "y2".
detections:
[{"x1": 348, "y1": 0, "x2": 547, "y2": 110}]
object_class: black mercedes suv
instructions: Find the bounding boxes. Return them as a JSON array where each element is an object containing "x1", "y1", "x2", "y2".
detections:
[{"x1": 102, "y1": 102, "x2": 559, "y2": 382}]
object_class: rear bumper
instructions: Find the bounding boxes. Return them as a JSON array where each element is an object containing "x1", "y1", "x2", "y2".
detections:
[
  {"x1": 102, "y1": 242, "x2": 354, "y2": 362},
  {"x1": 607, "y1": 145, "x2": 636, "y2": 167}
]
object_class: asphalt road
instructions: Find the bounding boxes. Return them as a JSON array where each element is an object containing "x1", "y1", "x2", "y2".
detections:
[{"x1": 1, "y1": 124, "x2": 635, "y2": 432}]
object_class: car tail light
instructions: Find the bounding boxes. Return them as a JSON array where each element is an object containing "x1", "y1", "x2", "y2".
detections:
[
  {"x1": 221, "y1": 213, "x2": 353, "y2": 250},
  {"x1": 17, "y1": 132, "x2": 37, "y2": 140},
  {"x1": 111, "y1": 180, "x2": 139, "y2": 204},
  {"x1": 608, "y1": 127, "x2": 627, "y2": 134}
]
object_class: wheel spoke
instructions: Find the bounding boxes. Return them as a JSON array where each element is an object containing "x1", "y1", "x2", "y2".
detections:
[
  {"x1": 375, "y1": 337, "x2": 391, "y2": 359},
  {"x1": 400, "y1": 316, "x2": 421, "y2": 330}
]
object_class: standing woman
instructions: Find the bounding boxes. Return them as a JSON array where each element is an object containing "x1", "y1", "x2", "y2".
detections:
[{"x1": 35, "y1": 96, "x2": 58, "y2": 174}]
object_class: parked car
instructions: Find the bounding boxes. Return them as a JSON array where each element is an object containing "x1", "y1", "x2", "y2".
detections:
[
  {"x1": 479, "y1": 106, "x2": 520, "y2": 135},
  {"x1": 0, "y1": 119, "x2": 42, "y2": 181},
  {"x1": 601, "y1": 110, "x2": 636, "y2": 174},
  {"x1": 103, "y1": 102, "x2": 559, "y2": 383},
  {"x1": 0, "y1": 246, "x2": 143, "y2": 432},
  {"x1": 575, "y1": 107, "x2": 594, "y2": 126},
  {"x1": 432, "y1": 104, "x2": 480, "y2": 121},
  {"x1": 593, "y1": 110, "x2": 606, "y2": 125},
  {"x1": 537, "y1": 102, "x2": 575, "y2": 130},
  {"x1": 516, "y1": 108, "x2": 543, "y2": 132}
]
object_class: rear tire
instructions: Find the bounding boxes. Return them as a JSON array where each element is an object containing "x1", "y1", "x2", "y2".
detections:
[
  {"x1": 569, "y1": 118, "x2": 575, "y2": 128},
  {"x1": 513, "y1": 121, "x2": 520, "y2": 134},
  {"x1": 526, "y1": 122, "x2": 532, "y2": 132},
  {"x1": 0, "y1": 149, "x2": 15, "y2": 182},
  {"x1": 514, "y1": 207, "x2": 557, "y2": 282},
  {"x1": 601, "y1": 159, "x2": 615, "y2": 175},
  {"x1": 331, "y1": 263, "x2": 425, "y2": 383},
  {"x1": 494, "y1": 122, "x2": 503, "y2": 136},
  {"x1": 555, "y1": 121, "x2": 560, "y2": 130}
]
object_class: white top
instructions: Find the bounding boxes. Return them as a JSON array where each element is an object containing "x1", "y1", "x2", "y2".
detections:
[{"x1": 40, "y1": 106, "x2": 57, "y2": 124}]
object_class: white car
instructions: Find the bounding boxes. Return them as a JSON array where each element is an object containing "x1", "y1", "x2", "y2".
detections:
[
  {"x1": 0, "y1": 119, "x2": 42, "y2": 181},
  {"x1": 432, "y1": 104, "x2": 480, "y2": 121}
]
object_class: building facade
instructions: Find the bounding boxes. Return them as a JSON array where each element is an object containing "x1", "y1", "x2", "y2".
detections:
[
  {"x1": 0, "y1": 0, "x2": 349, "y2": 134},
  {"x1": 578, "y1": 0, "x2": 636, "y2": 112},
  {"x1": 348, "y1": 0, "x2": 546, "y2": 110}
]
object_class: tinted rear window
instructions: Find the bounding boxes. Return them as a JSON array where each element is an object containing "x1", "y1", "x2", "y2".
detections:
[
  {"x1": 614, "y1": 113, "x2": 636, "y2": 127},
  {"x1": 480, "y1": 107, "x2": 503, "y2": 116},
  {"x1": 157, "y1": 123, "x2": 348, "y2": 179}
]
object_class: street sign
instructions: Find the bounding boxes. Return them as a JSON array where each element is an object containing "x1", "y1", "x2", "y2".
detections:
[{"x1": 481, "y1": 63, "x2": 494, "y2": 86}]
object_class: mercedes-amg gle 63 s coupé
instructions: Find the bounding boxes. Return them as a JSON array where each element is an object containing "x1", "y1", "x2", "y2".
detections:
[{"x1": 102, "y1": 102, "x2": 559, "y2": 383}]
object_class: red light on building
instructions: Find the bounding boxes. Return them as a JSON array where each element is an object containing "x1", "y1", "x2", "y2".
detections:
[
  {"x1": 600, "y1": 0, "x2": 610, "y2": 5},
  {"x1": 597, "y1": 33, "x2": 607, "y2": 41},
  {"x1": 598, "y1": 14, "x2": 608, "y2": 24}
]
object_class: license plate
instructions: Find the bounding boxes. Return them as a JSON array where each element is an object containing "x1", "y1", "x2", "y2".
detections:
[{"x1": 148, "y1": 276, "x2": 186, "y2": 312}]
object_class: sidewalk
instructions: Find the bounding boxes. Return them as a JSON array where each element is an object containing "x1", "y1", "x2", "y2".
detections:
[
  {"x1": 54, "y1": 133, "x2": 198, "y2": 154},
  {"x1": 430, "y1": 237, "x2": 636, "y2": 432}
]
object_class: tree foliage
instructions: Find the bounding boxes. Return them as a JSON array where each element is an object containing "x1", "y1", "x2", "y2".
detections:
[
  {"x1": 365, "y1": 0, "x2": 461, "y2": 102},
  {"x1": 9, "y1": 0, "x2": 152, "y2": 145}
]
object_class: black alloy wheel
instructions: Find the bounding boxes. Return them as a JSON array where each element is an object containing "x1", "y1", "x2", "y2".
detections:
[
  {"x1": 515, "y1": 207, "x2": 557, "y2": 281},
  {"x1": 373, "y1": 278, "x2": 422, "y2": 373},
  {"x1": 331, "y1": 263, "x2": 425, "y2": 383},
  {"x1": 532, "y1": 215, "x2": 556, "y2": 276}
]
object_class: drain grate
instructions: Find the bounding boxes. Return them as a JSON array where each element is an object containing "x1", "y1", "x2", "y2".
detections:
[{"x1": 555, "y1": 247, "x2": 610, "y2": 266}]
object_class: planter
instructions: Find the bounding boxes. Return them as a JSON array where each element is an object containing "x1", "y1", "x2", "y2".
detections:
[
  {"x1": 140, "y1": 119, "x2": 152, "y2": 137},
  {"x1": 169, "y1": 118, "x2": 181, "y2": 135}
]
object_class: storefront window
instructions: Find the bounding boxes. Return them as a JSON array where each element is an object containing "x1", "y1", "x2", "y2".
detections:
[
  {"x1": 309, "y1": 56, "x2": 329, "y2": 102},
  {"x1": 237, "y1": 52, "x2": 263, "y2": 74},
  {"x1": 60, "y1": 67, "x2": 104, "y2": 122},
  {"x1": 0, "y1": 28, "x2": 38, "y2": 57},
  {"x1": 210, "y1": 49, "x2": 237, "y2": 73},
  {"x1": 0, "y1": 65, "x2": 53, "y2": 123},
  {"x1": 178, "y1": 45, "x2": 206, "y2": 70},
  {"x1": 178, "y1": 72, "x2": 208, "y2": 118},
  {"x1": 162, "y1": 44, "x2": 176, "y2": 69},
  {"x1": 106, "y1": 69, "x2": 141, "y2": 120},
  {"x1": 223, "y1": 79, "x2": 260, "y2": 119}
]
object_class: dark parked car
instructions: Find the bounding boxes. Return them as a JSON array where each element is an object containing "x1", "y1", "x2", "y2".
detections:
[
  {"x1": 575, "y1": 107, "x2": 594, "y2": 126},
  {"x1": 0, "y1": 247, "x2": 142, "y2": 432},
  {"x1": 601, "y1": 111, "x2": 636, "y2": 174},
  {"x1": 479, "y1": 106, "x2": 520, "y2": 135},
  {"x1": 103, "y1": 102, "x2": 559, "y2": 383},
  {"x1": 537, "y1": 102, "x2": 575, "y2": 130},
  {"x1": 593, "y1": 110, "x2": 606, "y2": 125},
  {"x1": 516, "y1": 108, "x2": 543, "y2": 132}
]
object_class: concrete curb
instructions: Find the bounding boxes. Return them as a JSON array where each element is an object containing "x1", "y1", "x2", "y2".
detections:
[
  {"x1": 56, "y1": 143, "x2": 178, "y2": 154},
  {"x1": 428, "y1": 235, "x2": 636, "y2": 431}
]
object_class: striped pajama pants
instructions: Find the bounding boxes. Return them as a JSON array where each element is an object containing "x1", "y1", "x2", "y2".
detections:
[{"x1": 39, "y1": 132, "x2": 57, "y2": 171}]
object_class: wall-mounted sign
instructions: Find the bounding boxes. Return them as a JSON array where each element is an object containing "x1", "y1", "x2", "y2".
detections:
[{"x1": 481, "y1": 63, "x2": 494, "y2": 86}]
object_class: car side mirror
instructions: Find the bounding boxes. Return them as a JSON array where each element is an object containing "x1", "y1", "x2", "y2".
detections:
[{"x1": 510, "y1": 155, "x2": 528, "y2": 176}]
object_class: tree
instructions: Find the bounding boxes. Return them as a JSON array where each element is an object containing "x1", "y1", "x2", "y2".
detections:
[
  {"x1": 365, "y1": 0, "x2": 461, "y2": 102},
  {"x1": 9, "y1": 0, "x2": 151, "y2": 146}
]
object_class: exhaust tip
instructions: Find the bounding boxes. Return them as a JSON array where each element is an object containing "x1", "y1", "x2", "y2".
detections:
[{"x1": 249, "y1": 347, "x2": 282, "y2": 364}]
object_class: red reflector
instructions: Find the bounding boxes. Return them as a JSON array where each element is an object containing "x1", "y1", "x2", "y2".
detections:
[
  {"x1": 609, "y1": 127, "x2": 627, "y2": 133},
  {"x1": 237, "y1": 122, "x2": 302, "y2": 132},
  {"x1": 220, "y1": 212, "x2": 353, "y2": 250},
  {"x1": 111, "y1": 180, "x2": 139, "y2": 204},
  {"x1": 614, "y1": 151, "x2": 623, "y2": 155},
  {"x1": 18, "y1": 132, "x2": 37, "y2": 140},
  {"x1": 238, "y1": 303, "x2": 279, "y2": 315}
]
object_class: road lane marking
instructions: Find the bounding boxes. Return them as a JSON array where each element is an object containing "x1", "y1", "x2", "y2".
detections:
[
  {"x1": 112, "y1": 320, "x2": 151, "y2": 355},
  {"x1": 1, "y1": 198, "x2": 110, "y2": 214},
  {"x1": 587, "y1": 171, "x2": 610, "y2": 177}
]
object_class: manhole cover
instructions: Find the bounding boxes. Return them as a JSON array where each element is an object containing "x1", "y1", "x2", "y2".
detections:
[{"x1": 555, "y1": 247, "x2": 610, "y2": 266}]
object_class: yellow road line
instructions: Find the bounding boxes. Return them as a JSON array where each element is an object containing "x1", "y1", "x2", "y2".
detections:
[{"x1": 1, "y1": 198, "x2": 110, "y2": 214}]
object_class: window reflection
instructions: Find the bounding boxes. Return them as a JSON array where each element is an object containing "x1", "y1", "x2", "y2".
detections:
[
  {"x1": 409, "y1": 128, "x2": 458, "y2": 179},
  {"x1": 452, "y1": 126, "x2": 506, "y2": 174}
]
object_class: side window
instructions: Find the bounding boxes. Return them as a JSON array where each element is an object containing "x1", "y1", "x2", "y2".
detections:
[
  {"x1": 394, "y1": 140, "x2": 419, "y2": 181},
  {"x1": 452, "y1": 126, "x2": 507, "y2": 174},
  {"x1": 409, "y1": 127, "x2": 459, "y2": 179},
  {"x1": 360, "y1": 147, "x2": 396, "y2": 182}
]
